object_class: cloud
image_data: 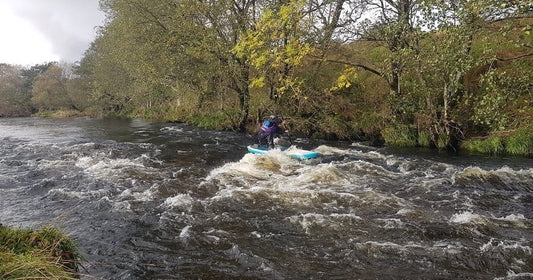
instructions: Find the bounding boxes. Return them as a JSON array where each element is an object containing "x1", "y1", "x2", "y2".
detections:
[
  {"x1": 0, "y1": 3, "x2": 58, "y2": 65},
  {"x1": 8, "y1": 0, "x2": 105, "y2": 63}
]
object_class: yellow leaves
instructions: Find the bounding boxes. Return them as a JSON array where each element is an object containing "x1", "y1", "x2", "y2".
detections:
[
  {"x1": 253, "y1": 53, "x2": 269, "y2": 68},
  {"x1": 232, "y1": 0, "x2": 313, "y2": 98},
  {"x1": 250, "y1": 77, "x2": 265, "y2": 88},
  {"x1": 285, "y1": 39, "x2": 311, "y2": 66},
  {"x1": 279, "y1": 5, "x2": 292, "y2": 21},
  {"x1": 331, "y1": 67, "x2": 358, "y2": 91},
  {"x1": 277, "y1": 76, "x2": 305, "y2": 98}
]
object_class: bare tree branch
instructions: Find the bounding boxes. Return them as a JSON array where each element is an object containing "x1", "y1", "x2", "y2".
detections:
[{"x1": 497, "y1": 52, "x2": 533, "y2": 61}]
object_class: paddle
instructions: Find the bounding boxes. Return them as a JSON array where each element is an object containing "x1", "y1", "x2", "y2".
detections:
[{"x1": 287, "y1": 132, "x2": 293, "y2": 146}]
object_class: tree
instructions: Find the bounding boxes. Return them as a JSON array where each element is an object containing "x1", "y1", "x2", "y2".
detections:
[
  {"x1": 0, "y1": 64, "x2": 31, "y2": 116},
  {"x1": 80, "y1": 0, "x2": 531, "y2": 150},
  {"x1": 82, "y1": 36, "x2": 136, "y2": 114},
  {"x1": 409, "y1": 0, "x2": 533, "y2": 149},
  {"x1": 233, "y1": 0, "x2": 313, "y2": 102},
  {"x1": 468, "y1": 3, "x2": 533, "y2": 132},
  {"x1": 319, "y1": 0, "x2": 423, "y2": 99},
  {"x1": 31, "y1": 64, "x2": 70, "y2": 111},
  {"x1": 317, "y1": 0, "x2": 425, "y2": 130},
  {"x1": 21, "y1": 62, "x2": 55, "y2": 95},
  {"x1": 93, "y1": 0, "x2": 268, "y2": 130}
]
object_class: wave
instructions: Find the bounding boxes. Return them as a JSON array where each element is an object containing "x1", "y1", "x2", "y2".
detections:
[
  {"x1": 494, "y1": 272, "x2": 533, "y2": 280},
  {"x1": 163, "y1": 194, "x2": 195, "y2": 212},
  {"x1": 286, "y1": 213, "x2": 364, "y2": 234},
  {"x1": 454, "y1": 166, "x2": 533, "y2": 191},
  {"x1": 480, "y1": 238, "x2": 532, "y2": 254},
  {"x1": 450, "y1": 211, "x2": 489, "y2": 225}
]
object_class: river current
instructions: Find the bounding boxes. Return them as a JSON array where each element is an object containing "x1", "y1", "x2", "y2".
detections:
[{"x1": 0, "y1": 117, "x2": 532, "y2": 279}]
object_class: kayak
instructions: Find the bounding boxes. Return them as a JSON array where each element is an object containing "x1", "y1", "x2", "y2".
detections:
[{"x1": 247, "y1": 145, "x2": 320, "y2": 160}]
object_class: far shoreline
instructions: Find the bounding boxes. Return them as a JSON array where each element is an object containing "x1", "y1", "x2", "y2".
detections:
[{"x1": 2, "y1": 111, "x2": 532, "y2": 158}]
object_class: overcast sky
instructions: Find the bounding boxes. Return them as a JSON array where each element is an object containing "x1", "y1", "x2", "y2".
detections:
[{"x1": 0, "y1": 0, "x2": 105, "y2": 66}]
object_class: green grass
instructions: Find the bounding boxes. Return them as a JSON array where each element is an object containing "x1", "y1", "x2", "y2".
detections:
[
  {"x1": 33, "y1": 110, "x2": 86, "y2": 118},
  {"x1": 462, "y1": 127, "x2": 533, "y2": 157},
  {"x1": 0, "y1": 225, "x2": 80, "y2": 279},
  {"x1": 417, "y1": 131, "x2": 431, "y2": 148},
  {"x1": 463, "y1": 137, "x2": 504, "y2": 155},
  {"x1": 506, "y1": 128, "x2": 533, "y2": 156},
  {"x1": 381, "y1": 125, "x2": 418, "y2": 147}
]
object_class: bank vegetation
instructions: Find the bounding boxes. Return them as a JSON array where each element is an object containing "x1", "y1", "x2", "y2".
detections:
[
  {"x1": 0, "y1": 0, "x2": 531, "y2": 156},
  {"x1": 0, "y1": 224, "x2": 80, "y2": 279}
]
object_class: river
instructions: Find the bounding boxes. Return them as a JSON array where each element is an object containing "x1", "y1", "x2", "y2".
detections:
[{"x1": 0, "y1": 117, "x2": 532, "y2": 279}]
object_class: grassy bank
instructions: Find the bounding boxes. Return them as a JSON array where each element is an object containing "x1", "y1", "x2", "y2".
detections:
[
  {"x1": 379, "y1": 124, "x2": 533, "y2": 157},
  {"x1": 33, "y1": 109, "x2": 100, "y2": 119},
  {"x1": 462, "y1": 127, "x2": 533, "y2": 157},
  {"x1": 0, "y1": 225, "x2": 80, "y2": 279}
]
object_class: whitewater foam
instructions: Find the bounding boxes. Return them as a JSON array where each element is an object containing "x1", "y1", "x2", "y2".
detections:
[
  {"x1": 160, "y1": 126, "x2": 185, "y2": 133},
  {"x1": 286, "y1": 213, "x2": 363, "y2": 234},
  {"x1": 493, "y1": 214, "x2": 530, "y2": 228},
  {"x1": 494, "y1": 272, "x2": 533, "y2": 280},
  {"x1": 480, "y1": 238, "x2": 532, "y2": 254},
  {"x1": 163, "y1": 194, "x2": 195, "y2": 212},
  {"x1": 456, "y1": 166, "x2": 533, "y2": 190},
  {"x1": 46, "y1": 188, "x2": 109, "y2": 200},
  {"x1": 376, "y1": 218, "x2": 405, "y2": 229},
  {"x1": 450, "y1": 211, "x2": 488, "y2": 225},
  {"x1": 179, "y1": 225, "x2": 192, "y2": 245},
  {"x1": 75, "y1": 155, "x2": 151, "y2": 180}
]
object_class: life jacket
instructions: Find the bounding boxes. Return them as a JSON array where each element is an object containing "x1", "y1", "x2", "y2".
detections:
[{"x1": 260, "y1": 120, "x2": 277, "y2": 133}]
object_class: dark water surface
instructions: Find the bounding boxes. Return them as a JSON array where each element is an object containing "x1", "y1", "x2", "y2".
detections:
[{"x1": 1, "y1": 117, "x2": 532, "y2": 279}]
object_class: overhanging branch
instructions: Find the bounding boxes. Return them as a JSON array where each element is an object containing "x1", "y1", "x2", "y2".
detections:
[
  {"x1": 319, "y1": 58, "x2": 385, "y2": 78},
  {"x1": 497, "y1": 52, "x2": 533, "y2": 61}
]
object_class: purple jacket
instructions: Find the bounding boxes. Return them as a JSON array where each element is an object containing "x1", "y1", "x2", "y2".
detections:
[{"x1": 260, "y1": 120, "x2": 278, "y2": 133}]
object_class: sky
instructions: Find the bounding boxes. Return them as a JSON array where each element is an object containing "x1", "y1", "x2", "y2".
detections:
[{"x1": 0, "y1": 0, "x2": 106, "y2": 66}]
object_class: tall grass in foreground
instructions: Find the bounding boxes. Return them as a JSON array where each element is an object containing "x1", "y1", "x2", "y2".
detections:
[{"x1": 0, "y1": 225, "x2": 80, "y2": 279}]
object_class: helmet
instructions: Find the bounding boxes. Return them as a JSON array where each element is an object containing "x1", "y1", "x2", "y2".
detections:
[{"x1": 269, "y1": 114, "x2": 279, "y2": 121}]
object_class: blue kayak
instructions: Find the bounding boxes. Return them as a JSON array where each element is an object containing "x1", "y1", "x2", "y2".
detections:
[{"x1": 247, "y1": 145, "x2": 320, "y2": 160}]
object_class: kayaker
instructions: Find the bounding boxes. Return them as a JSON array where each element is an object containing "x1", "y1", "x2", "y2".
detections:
[{"x1": 258, "y1": 114, "x2": 288, "y2": 149}]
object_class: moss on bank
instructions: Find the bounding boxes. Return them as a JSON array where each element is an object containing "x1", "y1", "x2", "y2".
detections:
[{"x1": 0, "y1": 225, "x2": 80, "y2": 279}]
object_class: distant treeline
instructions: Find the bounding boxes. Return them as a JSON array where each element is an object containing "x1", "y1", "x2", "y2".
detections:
[{"x1": 1, "y1": 0, "x2": 532, "y2": 155}]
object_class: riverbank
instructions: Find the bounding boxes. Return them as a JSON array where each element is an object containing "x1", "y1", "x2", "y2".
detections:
[
  {"x1": 461, "y1": 127, "x2": 533, "y2": 157},
  {"x1": 0, "y1": 225, "x2": 80, "y2": 279},
  {"x1": 19, "y1": 110, "x2": 533, "y2": 158},
  {"x1": 127, "y1": 112, "x2": 533, "y2": 158},
  {"x1": 380, "y1": 123, "x2": 533, "y2": 157}
]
